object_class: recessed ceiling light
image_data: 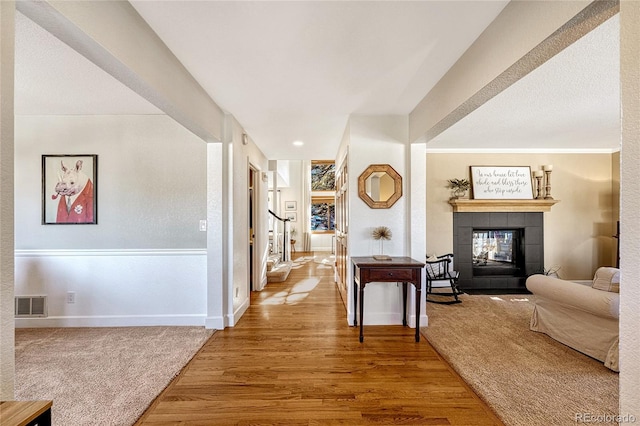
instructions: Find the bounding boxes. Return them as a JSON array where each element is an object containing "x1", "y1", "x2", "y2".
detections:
[{"x1": 292, "y1": 141, "x2": 304, "y2": 146}]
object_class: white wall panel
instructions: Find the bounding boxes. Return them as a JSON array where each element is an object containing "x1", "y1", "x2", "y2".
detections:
[
  {"x1": 15, "y1": 249, "x2": 207, "y2": 327},
  {"x1": 347, "y1": 116, "x2": 409, "y2": 326},
  {"x1": 0, "y1": 0, "x2": 15, "y2": 400},
  {"x1": 620, "y1": 0, "x2": 640, "y2": 416},
  {"x1": 15, "y1": 115, "x2": 207, "y2": 250}
]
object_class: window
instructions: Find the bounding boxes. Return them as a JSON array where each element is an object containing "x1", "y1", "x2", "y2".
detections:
[
  {"x1": 310, "y1": 161, "x2": 335, "y2": 233},
  {"x1": 311, "y1": 198, "x2": 335, "y2": 232}
]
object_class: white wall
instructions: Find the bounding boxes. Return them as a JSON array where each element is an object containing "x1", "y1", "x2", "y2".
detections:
[
  {"x1": 14, "y1": 115, "x2": 209, "y2": 326},
  {"x1": 347, "y1": 115, "x2": 414, "y2": 326},
  {"x1": 15, "y1": 249, "x2": 206, "y2": 327},
  {"x1": 228, "y1": 115, "x2": 269, "y2": 313},
  {"x1": 15, "y1": 115, "x2": 207, "y2": 249},
  {"x1": 310, "y1": 234, "x2": 334, "y2": 252},
  {"x1": 0, "y1": 0, "x2": 15, "y2": 400},
  {"x1": 205, "y1": 114, "x2": 269, "y2": 329},
  {"x1": 620, "y1": 0, "x2": 640, "y2": 417},
  {"x1": 349, "y1": 116, "x2": 408, "y2": 260},
  {"x1": 278, "y1": 160, "x2": 306, "y2": 251}
]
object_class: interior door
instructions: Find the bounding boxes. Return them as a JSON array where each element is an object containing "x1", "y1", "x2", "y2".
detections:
[{"x1": 335, "y1": 155, "x2": 348, "y2": 308}]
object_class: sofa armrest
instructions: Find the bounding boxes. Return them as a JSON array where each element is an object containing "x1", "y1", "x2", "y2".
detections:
[{"x1": 526, "y1": 274, "x2": 619, "y2": 319}]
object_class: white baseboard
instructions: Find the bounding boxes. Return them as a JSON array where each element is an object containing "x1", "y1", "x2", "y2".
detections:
[
  {"x1": 15, "y1": 314, "x2": 206, "y2": 328},
  {"x1": 230, "y1": 297, "x2": 250, "y2": 326},
  {"x1": 205, "y1": 316, "x2": 225, "y2": 330}
]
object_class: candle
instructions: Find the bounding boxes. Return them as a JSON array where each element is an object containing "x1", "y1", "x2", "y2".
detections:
[
  {"x1": 533, "y1": 170, "x2": 544, "y2": 177},
  {"x1": 543, "y1": 165, "x2": 553, "y2": 171}
]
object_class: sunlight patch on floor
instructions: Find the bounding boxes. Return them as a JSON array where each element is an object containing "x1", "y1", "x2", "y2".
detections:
[
  {"x1": 260, "y1": 278, "x2": 320, "y2": 305},
  {"x1": 314, "y1": 253, "x2": 335, "y2": 265},
  {"x1": 490, "y1": 296, "x2": 529, "y2": 302}
]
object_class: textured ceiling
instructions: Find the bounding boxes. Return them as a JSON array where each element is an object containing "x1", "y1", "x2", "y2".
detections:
[
  {"x1": 427, "y1": 13, "x2": 620, "y2": 152},
  {"x1": 14, "y1": 2, "x2": 620, "y2": 158},
  {"x1": 128, "y1": 1, "x2": 509, "y2": 159},
  {"x1": 14, "y1": 11, "x2": 161, "y2": 116}
]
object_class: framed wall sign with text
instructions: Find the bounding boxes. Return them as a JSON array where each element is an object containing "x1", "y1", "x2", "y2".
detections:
[{"x1": 470, "y1": 166, "x2": 534, "y2": 200}]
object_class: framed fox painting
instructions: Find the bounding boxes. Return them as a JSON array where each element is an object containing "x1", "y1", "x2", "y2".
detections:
[{"x1": 42, "y1": 154, "x2": 98, "y2": 225}]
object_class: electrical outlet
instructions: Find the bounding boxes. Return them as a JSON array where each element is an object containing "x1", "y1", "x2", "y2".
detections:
[
  {"x1": 67, "y1": 291, "x2": 76, "y2": 304},
  {"x1": 199, "y1": 220, "x2": 207, "y2": 232}
]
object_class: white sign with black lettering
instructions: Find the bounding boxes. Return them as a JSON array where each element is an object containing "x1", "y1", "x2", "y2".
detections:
[{"x1": 470, "y1": 166, "x2": 534, "y2": 200}]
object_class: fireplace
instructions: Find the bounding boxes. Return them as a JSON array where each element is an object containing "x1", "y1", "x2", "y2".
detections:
[
  {"x1": 453, "y1": 212, "x2": 544, "y2": 293},
  {"x1": 472, "y1": 229, "x2": 524, "y2": 277}
]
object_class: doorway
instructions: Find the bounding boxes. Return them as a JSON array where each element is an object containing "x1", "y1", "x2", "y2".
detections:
[{"x1": 249, "y1": 166, "x2": 256, "y2": 291}]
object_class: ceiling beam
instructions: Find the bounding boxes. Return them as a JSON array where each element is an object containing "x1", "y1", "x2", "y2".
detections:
[
  {"x1": 17, "y1": 0, "x2": 224, "y2": 143},
  {"x1": 409, "y1": 0, "x2": 619, "y2": 144}
]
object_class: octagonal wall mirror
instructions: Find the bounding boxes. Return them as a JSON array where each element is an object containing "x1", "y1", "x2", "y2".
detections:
[{"x1": 357, "y1": 164, "x2": 402, "y2": 209}]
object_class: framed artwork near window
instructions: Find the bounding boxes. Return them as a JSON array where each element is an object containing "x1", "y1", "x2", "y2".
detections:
[
  {"x1": 285, "y1": 212, "x2": 297, "y2": 222},
  {"x1": 311, "y1": 161, "x2": 335, "y2": 191},
  {"x1": 42, "y1": 154, "x2": 98, "y2": 225}
]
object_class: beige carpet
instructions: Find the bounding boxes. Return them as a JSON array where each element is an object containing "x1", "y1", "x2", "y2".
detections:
[
  {"x1": 422, "y1": 294, "x2": 619, "y2": 426},
  {"x1": 15, "y1": 326, "x2": 213, "y2": 425}
]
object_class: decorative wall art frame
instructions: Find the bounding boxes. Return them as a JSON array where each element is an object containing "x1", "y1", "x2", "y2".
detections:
[
  {"x1": 285, "y1": 201, "x2": 297, "y2": 211},
  {"x1": 285, "y1": 212, "x2": 297, "y2": 222},
  {"x1": 311, "y1": 160, "x2": 336, "y2": 192},
  {"x1": 42, "y1": 154, "x2": 98, "y2": 225},
  {"x1": 470, "y1": 166, "x2": 534, "y2": 200}
]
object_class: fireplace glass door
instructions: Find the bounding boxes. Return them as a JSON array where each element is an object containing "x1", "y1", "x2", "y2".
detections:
[{"x1": 472, "y1": 229, "x2": 524, "y2": 276}]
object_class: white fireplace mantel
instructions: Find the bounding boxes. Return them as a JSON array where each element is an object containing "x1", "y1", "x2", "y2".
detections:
[{"x1": 448, "y1": 199, "x2": 560, "y2": 213}]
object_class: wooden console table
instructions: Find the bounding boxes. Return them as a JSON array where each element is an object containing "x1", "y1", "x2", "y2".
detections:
[
  {"x1": 0, "y1": 400, "x2": 52, "y2": 426},
  {"x1": 352, "y1": 256, "x2": 425, "y2": 342}
]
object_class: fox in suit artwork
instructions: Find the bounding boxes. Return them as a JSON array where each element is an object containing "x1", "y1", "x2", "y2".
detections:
[{"x1": 51, "y1": 159, "x2": 94, "y2": 223}]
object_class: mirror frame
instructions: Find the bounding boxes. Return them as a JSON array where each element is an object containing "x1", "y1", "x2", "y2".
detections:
[{"x1": 357, "y1": 164, "x2": 402, "y2": 209}]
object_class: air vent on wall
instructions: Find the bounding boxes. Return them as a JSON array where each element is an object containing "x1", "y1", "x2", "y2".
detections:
[{"x1": 15, "y1": 296, "x2": 47, "y2": 318}]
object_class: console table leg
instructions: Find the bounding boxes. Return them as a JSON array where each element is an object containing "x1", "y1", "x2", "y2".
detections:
[
  {"x1": 353, "y1": 280, "x2": 357, "y2": 326},
  {"x1": 359, "y1": 285, "x2": 365, "y2": 342},
  {"x1": 415, "y1": 286, "x2": 421, "y2": 342},
  {"x1": 402, "y1": 282, "x2": 408, "y2": 326}
]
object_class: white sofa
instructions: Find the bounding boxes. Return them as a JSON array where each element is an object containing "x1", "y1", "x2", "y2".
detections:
[{"x1": 526, "y1": 272, "x2": 620, "y2": 371}]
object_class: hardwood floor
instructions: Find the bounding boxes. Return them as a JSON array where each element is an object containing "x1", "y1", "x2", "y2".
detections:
[{"x1": 136, "y1": 252, "x2": 503, "y2": 425}]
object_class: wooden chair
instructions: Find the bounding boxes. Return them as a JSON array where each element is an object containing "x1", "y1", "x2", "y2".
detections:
[{"x1": 425, "y1": 253, "x2": 462, "y2": 304}]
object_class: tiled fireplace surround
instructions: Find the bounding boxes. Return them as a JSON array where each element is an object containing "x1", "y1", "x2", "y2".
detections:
[{"x1": 453, "y1": 212, "x2": 544, "y2": 293}]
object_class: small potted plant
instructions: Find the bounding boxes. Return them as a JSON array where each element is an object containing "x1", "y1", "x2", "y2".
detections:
[{"x1": 447, "y1": 178, "x2": 470, "y2": 199}]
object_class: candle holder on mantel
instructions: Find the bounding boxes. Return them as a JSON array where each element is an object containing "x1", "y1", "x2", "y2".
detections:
[
  {"x1": 543, "y1": 165, "x2": 554, "y2": 200},
  {"x1": 533, "y1": 171, "x2": 544, "y2": 199}
]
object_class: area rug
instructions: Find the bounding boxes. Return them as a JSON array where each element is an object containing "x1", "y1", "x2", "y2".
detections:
[
  {"x1": 422, "y1": 294, "x2": 619, "y2": 426},
  {"x1": 15, "y1": 326, "x2": 213, "y2": 426}
]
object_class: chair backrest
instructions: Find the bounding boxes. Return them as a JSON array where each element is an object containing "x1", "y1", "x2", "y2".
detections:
[{"x1": 425, "y1": 254, "x2": 453, "y2": 279}]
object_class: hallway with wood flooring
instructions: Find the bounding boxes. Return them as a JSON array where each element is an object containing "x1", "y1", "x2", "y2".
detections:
[{"x1": 136, "y1": 252, "x2": 502, "y2": 425}]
